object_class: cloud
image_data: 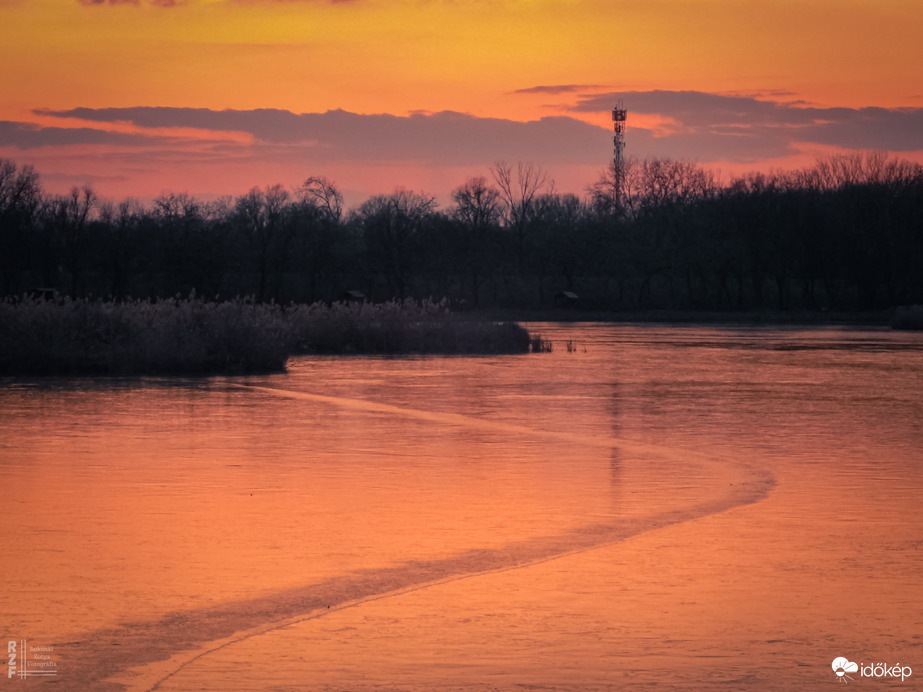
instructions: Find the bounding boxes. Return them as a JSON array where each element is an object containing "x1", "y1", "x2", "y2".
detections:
[
  {"x1": 230, "y1": 0, "x2": 360, "y2": 3},
  {"x1": 77, "y1": 0, "x2": 187, "y2": 6},
  {"x1": 76, "y1": 0, "x2": 354, "y2": 5},
  {"x1": 0, "y1": 121, "x2": 158, "y2": 148},
  {"x1": 716, "y1": 89, "x2": 799, "y2": 100},
  {"x1": 15, "y1": 98, "x2": 923, "y2": 201},
  {"x1": 40, "y1": 96, "x2": 923, "y2": 169},
  {"x1": 571, "y1": 90, "x2": 923, "y2": 160},
  {"x1": 35, "y1": 107, "x2": 612, "y2": 165},
  {"x1": 512, "y1": 84, "x2": 605, "y2": 95}
]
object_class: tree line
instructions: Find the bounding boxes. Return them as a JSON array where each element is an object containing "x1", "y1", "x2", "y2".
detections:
[{"x1": 1, "y1": 152, "x2": 921, "y2": 311}]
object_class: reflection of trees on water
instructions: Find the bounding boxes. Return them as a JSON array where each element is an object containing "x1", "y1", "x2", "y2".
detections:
[{"x1": 609, "y1": 380, "x2": 623, "y2": 505}]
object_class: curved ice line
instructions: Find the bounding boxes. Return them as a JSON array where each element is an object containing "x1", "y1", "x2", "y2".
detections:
[
  {"x1": 143, "y1": 529, "x2": 672, "y2": 692},
  {"x1": 143, "y1": 498, "x2": 774, "y2": 691},
  {"x1": 230, "y1": 383, "x2": 722, "y2": 463},
  {"x1": 88, "y1": 382, "x2": 773, "y2": 692}
]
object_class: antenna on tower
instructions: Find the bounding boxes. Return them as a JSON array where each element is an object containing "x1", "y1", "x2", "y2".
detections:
[{"x1": 611, "y1": 100, "x2": 627, "y2": 213}]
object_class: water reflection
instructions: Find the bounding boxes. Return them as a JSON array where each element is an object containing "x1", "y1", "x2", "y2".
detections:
[{"x1": 1, "y1": 324, "x2": 921, "y2": 690}]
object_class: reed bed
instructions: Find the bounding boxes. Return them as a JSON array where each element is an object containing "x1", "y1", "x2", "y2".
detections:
[
  {"x1": 286, "y1": 299, "x2": 548, "y2": 356},
  {"x1": 0, "y1": 296, "x2": 548, "y2": 375}
]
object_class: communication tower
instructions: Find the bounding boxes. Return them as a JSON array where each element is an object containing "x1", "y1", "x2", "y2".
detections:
[{"x1": 611, "y1": 102, "x2": 627, "y2": 212}]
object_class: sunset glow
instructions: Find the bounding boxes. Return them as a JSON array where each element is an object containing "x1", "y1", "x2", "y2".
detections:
[
  {"x1": 2, "y1": 0, "x2": 921, "y2": 202},
  {"x1": 3, "y1": 4, "x2": 922, "y2": 689}
]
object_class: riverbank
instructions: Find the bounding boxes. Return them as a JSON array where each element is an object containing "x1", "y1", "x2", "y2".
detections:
[
  {"x1": 469, "y1": 307, "x2": 895, "y2": 327},
  {"x1": 0, "y1": 297, "x2": 548, "y2": 376},
  {"x1": 3, "y1": 296, "x2": 912, "y2": 377}
]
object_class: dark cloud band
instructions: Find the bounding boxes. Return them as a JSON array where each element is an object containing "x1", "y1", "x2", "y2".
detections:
[
  {"x1": 32, "y1": 108, "x2": 610, "y2": 164},
  {"x1": 20, "y1": 93, "x2": 923, "y2": 171},
  {"x1": 0, "y1": 121, "x2": 156, "y2": 148},
  {"x1": 512, "y1": 84, "x2": 604, "y2": 95},
  {"x1": 572, "y1": 90, "x2": 923, "y2": 155}
]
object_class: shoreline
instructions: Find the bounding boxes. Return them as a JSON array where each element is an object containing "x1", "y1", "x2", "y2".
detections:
[
  {"x1": 2, "y1": 299, "x2": 915, "y2": 378},
  {"x1": 466, "y1": 307, "x2": 894, "y2": 327},
  {"x1": 0, "y1": 297, "x2": 546, "y2": 377}
]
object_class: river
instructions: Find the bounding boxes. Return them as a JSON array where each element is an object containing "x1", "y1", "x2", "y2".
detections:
[{"x1": 1, "y1": 323, "x2": 920, "y2": 690}]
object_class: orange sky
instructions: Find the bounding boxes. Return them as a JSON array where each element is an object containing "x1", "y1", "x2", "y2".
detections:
[{"x1": 1, "y1": 0, "x2": 921, "y2": 203}]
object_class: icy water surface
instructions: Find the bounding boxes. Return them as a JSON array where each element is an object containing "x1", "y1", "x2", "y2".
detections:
[{"x1": 1, "y1": 323, "x2": 921, "y2": 690}]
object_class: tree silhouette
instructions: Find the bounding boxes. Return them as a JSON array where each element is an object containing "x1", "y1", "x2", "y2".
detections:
[
  {"x1": 451, "y1": 175, "x2": 502, "y2": 306},
  {"x1": 48, "y1": 184, "x2": 96, "y2": 299},
  {"x1": 490, "y1": 161, "x2": 554, "y2": 275},
  {"x1": 299, "y1": 176, "x2": 344, "y2": 224},
  {"x1": 293, "y1": 177, "x2": 346, "y2": 302},
  {"x1": 98, "y1": 198, "x2": 144, "y2": 300},
  {"x1": 355, "y1": 188, "x2": 435, "y2": 300},
  {"x1": 0, "y1": 160, "x2": 42, "y2": 296},
  {"x1": 0, "y1": 153, "x2": 919, "y2": 311},
  {"x1": 235, "y1": 184, "x2": 292, "y2": 302}
]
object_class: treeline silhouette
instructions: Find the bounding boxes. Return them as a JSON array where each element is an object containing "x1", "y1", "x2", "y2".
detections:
[{"x1": 2, "y1": 153, "x2": 921, "y2": 311}]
